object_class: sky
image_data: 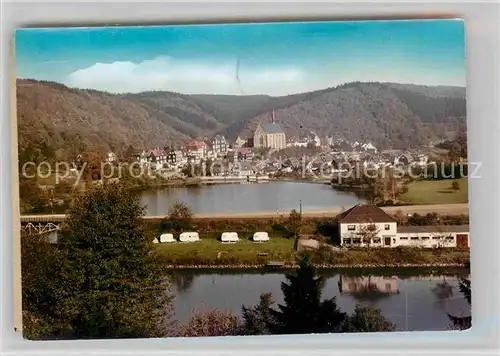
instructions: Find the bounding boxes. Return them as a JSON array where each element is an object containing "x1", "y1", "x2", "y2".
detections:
[{"x1": 15, "y1": 19, "x2": 466, "y2": 96}]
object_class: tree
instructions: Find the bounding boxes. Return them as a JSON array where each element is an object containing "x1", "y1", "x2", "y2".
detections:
[
  {"x1": 122, "y1": 144, "x2": 136, "y2": 162},
  {"x1": 356, "y1": 222, "x2": 379, "y2": 246},
  {"x1": 57, "y1": 183, "x2": 174, "y2": 339},
  {"x1": 240, "y1": 293, "x2": 277, "y2": 335},
  {"x1": 176, "y1": 309, "x2": 242, "y2": 337},
  {"x1": 269, "y1": 253, "x2": 346, "y2": 334},
  {"x1": 21, "y1": 232, "x2": 72, "y2": 340},
  {"x1": 19, "y1": 177, "x2": 49, "y2": 214},
  {"x1": 448, "y1": 276, "x2": 471, "y2": 330},
  {"x1": 342, "y1": 305, "x2": 396, "y2": 332},
  {"x1": 80, "y1": 149, "x2": 107, "y2": 181},
  {"x1": 162, "y1": 201, "x2": 194, "y2": 234},
  {"x1": 286, "y1": 209, "x2": 303, "y2": 239}
]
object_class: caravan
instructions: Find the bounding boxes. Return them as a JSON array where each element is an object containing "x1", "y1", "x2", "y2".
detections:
[
  {"x1": 179, "y1": 232, "x2": 200, "y2": 243},
  {"x1": 221, "y1": 232, "x2": 239, "y2": 243},
  {"x1": 253, "y1": 232, "x2": 270, "y2": 242},
  {"x1": 159, "y1": 233, "x2": 176, "y2": 243}
]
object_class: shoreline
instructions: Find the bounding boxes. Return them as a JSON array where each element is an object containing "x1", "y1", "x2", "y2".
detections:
[
  {"x1": 20, "y1": 202, "x2": 470, "y2": 221},
  {"x1": 164, "y1": 262, "x2": 468, "y2": 270}
]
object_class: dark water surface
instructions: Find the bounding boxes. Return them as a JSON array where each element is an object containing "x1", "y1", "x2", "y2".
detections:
[
  {"x1": 169, "y1": 269, "x2": 471, "y2": 332},
  {"x1": 139, "y1": 181, "x2": 365, "y2": 215}
]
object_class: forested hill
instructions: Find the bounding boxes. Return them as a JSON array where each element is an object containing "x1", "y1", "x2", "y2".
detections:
[
  {"x1": 16, "y1": 79, "x2": 466, "y2": 162},
  {"x1": 238, "y1": 82, "x2": 466, "y2": 149}
]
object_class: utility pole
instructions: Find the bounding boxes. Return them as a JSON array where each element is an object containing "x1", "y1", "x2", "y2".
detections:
[
  {"x1": 299, "y1": 200, "x2": 302, "y2": 215},
  {"x1": 405, "y1": 279, "x2": 408, "y2": 331}
]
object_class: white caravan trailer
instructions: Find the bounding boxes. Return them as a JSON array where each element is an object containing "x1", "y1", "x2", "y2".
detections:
[
  {"x1": 159, "y1": 233, "x2": 176, "y2": 243},
  {"x1": 179, "y1": 232, "x2": 200, "y2": 242},
  {"x1": 221, "y1": 232, "x2": 239, "y2": 243},
  {"x1": 253, "y1": 232, "x2": 270, "y2": 242}
]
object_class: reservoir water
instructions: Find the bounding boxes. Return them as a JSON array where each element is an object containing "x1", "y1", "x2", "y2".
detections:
[
  {"x1": 169, "y1": 269, "x2": 471, "y2": 332},
  {"x1": 139, "y1": 181, "x2": 365, "y2": 216}
]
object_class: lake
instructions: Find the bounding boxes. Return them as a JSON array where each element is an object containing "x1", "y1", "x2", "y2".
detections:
[
  {"x1": 139, "y1": 181, "x2": 365, "y2": 216},
  {"x1": 169, "y1": 269, "x2": 471, "y2": 332}
]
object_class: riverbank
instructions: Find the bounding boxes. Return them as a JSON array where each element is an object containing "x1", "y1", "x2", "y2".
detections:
[
  {"x1": 144, "y1": 202, "x2": 469, "y2": 219},
  {"x1": 153, "y1": 238, "x2": 470, "y2": 267},
  {"x1": 163, "y1": 262, "x2": 469, "y2": 269}
]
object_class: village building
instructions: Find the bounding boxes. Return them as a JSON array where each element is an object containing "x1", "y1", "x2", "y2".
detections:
[
  {"x1": 107, "y1": 152, "x2": 117, "y2": 163},
  {"x1": 138, "y1": 148, "x2": 168, "y2": 170},
  {"x1": 212, "y1": 135, "x2": 228, "y2": 155},
  {"x1": 253, "y1": 109, "x2": 286, "y2": 151},
  {"x1": 337, "y1": 204, "x2": 469, "y2": 248},
  {"x1": 233, "y1": 135, "x2": 248, "y2": 149},
  {"x1": 186, "y1": 140, "x2": 208, "y2": 159}
]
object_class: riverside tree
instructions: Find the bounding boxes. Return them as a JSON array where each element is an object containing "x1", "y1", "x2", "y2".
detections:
[
  {"x1": 342, "y1": 305, "x2": 396, "y2": 332},
  {"x1": 286, "y1": 209, "x2": 303, "y2": 239},
  {"x1": 240, "y1": 292, "x2": 277, "y2": 335},
  {"x1": 21, "y1": 232, "x2": 72, "y2": 339},
  {"x1": 176, "y1": 309, "x2": 242, "y2": 337},
  {"x1": 57, "y1": 183, "x2": 174, "y2": 339},
  {"x1": 269, "y1": 253, "x2": 346, "y2": 334},
  {"x1": 162, "y1": 201, "x2": 194, "y2": 234},
  {"x1": 448, "y1": 267, "x2": 471, "y2": 330}
]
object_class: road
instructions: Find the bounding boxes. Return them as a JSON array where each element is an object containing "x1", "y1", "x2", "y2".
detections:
[
  {"x1": 191, "y1": 203, "x2": 469, "y2": 219},
  {"x1": 20, "y1": 203, "x2": 469, "y2": 222}
]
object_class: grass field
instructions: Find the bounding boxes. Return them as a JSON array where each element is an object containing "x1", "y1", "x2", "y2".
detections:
[
  {"x1": 153, "y1": 237, "x2": 470, "y2": 267},
  {"x1": 155, "y1": 237, "x2": 296, "y2": 265},
  {"x1": 400, "y1": 178, "x2": 468, "y2": 204}
]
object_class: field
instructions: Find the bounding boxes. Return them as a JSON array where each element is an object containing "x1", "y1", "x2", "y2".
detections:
[
  {"x1": 154, "y1": 237, "x2": 296, "y2": 265},
  {"x1": 153, "y1": 236, "x2": 470, "y2": 267},
  {"x1": 400, "y1": 178, "x2": 468, "y2": 205}
]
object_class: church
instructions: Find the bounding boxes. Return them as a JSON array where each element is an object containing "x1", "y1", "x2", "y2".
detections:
[{"x1": 253, "y1": 109, "x2": 286, "y2": 150}]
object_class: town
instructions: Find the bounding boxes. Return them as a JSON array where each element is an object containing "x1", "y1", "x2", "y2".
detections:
[{"x1": 113, "y1": 120, "x2": 442, "y2": 181}]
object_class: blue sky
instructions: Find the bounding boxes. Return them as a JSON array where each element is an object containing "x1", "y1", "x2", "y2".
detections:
[{"x1": 15, "y1": 19, "x2": 466, "y2": 96}]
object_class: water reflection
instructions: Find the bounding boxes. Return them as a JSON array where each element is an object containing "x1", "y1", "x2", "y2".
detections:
[
  {"x1": 431, "y1": 278, "x2": 455, "y2": 309},
  {"x1": 338, "y1": 276, "x2": 399, "y2": 302},
  {"x1": 168, "y1": 269, "x2": 471, "y2": 331},
  {"x1": 169, "y1": 270, "x2": 197, "y2": 293}
]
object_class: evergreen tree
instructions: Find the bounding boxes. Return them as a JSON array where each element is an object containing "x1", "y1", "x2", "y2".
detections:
[
  {"x1": 240, "y1": 292, "x2": 277, "y2": 335},
  {"x1": 58, "y1": 183, "x2": 174, "y2": 339},
  {"x1": 270, "y1": 253, "x2": 346, "y2": 334},
  {"x1": 447, "y1": 260, "x2": 471, "y2": 330}
]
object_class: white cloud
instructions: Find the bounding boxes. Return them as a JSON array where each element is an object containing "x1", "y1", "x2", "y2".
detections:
[{"x1": 64, "y1": 56, "x2": 312, "y2": 96}]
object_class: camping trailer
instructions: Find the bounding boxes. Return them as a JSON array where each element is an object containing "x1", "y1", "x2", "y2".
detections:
[
  {"x1": 179, "y1": 232, "x2": 200, "y2": 242},
  {"x1": 253, "y1": 232, "x2": 270, "y2": 242},
  {"x1": 221, "y1": 232, "x2": 239, "y2": 243},
  {"x1": 159, "y1": 233, "x2": 176, "y2": 243}
]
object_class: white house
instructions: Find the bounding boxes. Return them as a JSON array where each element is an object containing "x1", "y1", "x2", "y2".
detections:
[
  {"x1": 186, "y1": 141, "x2": 207, "y2": 159},
  {"x1": 337, "y1": 204, "x2": 470, "y2": 248},
  {"x1": 107, "y1": 152, "x2": 117, "y2": 163},
  {"x1": 337, "y1": 204, "x2": 398, "y2": 247},
  {"x1": 396, "y1": 225, "x2": 469, "y2": 248}
]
